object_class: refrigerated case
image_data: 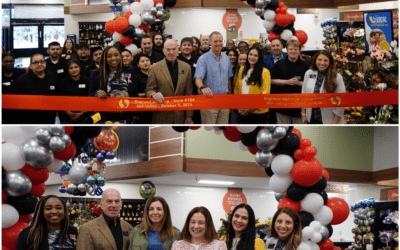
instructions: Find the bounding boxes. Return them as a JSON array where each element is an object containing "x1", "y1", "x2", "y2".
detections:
[{"x1": 374, "y1": 201, "x2": 399, "y2": 250}]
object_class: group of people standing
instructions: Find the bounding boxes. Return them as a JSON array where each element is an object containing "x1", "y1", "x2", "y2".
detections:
[
  {"x1": 17, "y1": 189, "x2": 306, "y2": 250},
  {"x1": 2, "y1": 30, "x2": 345, "y2": 125}
]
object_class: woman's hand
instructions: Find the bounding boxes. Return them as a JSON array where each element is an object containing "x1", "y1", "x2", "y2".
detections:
[
  {"x1": 238, "y1": 109, "x2": 253, "y2": 116},
  {"x1": 97, "y1": 90, "x2": 108, "y2": 99}
]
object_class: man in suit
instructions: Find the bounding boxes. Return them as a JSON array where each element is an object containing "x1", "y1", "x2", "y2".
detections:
[
  {"x1": 145, "y1": 39, "x2": 193, "y2": 124},
  {"x1": 263, "y1": 38, "x2": 287, "y2": 71},
  {"x1": 77, "y1": 189, "x2": 133, "y2": 250}
]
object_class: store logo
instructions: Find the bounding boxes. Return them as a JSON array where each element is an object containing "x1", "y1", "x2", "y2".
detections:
[
  {"x1": 330, "y1": 96, "x2": 341, "y2": 105},
  {"x1": 369, "y1": 15, "x2": 387, "y2": 24},
  {"x1": 119, "y1": 99, "x2": 129, "y2": 108}
]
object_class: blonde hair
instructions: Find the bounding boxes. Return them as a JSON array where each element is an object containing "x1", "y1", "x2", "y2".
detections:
[{"x1": 286, "y1": 40, "x2": 302, "y2": 50}]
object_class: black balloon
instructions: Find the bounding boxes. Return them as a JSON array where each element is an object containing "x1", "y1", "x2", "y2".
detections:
[
  {"x1": 308, "y1": 176, "x2": 327, "y2": 193},
  {"x1": 219, "y1": 127, "x2": 227, "y2": 131},
  {"x1": 298, "y1": 211, "x2": 314, "y2": 228},
  {"x1": 276, "y1": 132, "x2": 300, "y2": 156},
  {"x1": 164, "y1": 0, "x2": 177, "y2": 7},
  {"x1": 246, "y1": 0, "x2": 256, "y2": 5},
  {"x1": 122, "y1": 29, "x2": 130, "y2": 36},
  {"x1": 264, "y1": 166, "x2": 274, "y2": 177},
  {"x1": 70, "y1": 131, "x2": 89, "y2": 148},
  {"x1": 2, "y1": 166, "x2": 6, "y2": 190},
  {"x1": 79, "y1": 191, "x2": 87, "y2": 196},
  {"x1": 74, "y1": 126, "x2": 102, "y2": 139},
  {"x1": 172, "y1": 126, "x2": 190, "y2": 133},
  {"x1": 7, "y1": 193, "x2": 38, "y2": 215},
  {"x1": 265, "y1": 0, "x2": 279, "y2": 10},
  {"x1": 73, "y1": 189, "x2": 80, "y2": 196},
  {"x1": 286, "y1": 21, "x2": 294, "y2": 30},
  {"x1": 260, "y1": 15, "x2": 265, "y2": 20},
  {"x1": 287, "y1": 126, "x2": 294, "y2": 133},
  {"x1": 287, "y1": 183, "x2": 308, "y2": 201},
  {"x1": 326, "y1": 224, "x2": 333, "y2": 237},
  {"x1": 290, "y1": 28, "x2": 296, "y2": 35},
  {"x1": 240, "y1": 127, "x2": 261, "y2": 147},
  {"x1": 272, "y1": 25, "x2": 285, "y2": 35}
]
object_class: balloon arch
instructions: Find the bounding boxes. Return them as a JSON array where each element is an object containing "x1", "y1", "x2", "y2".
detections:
[{"x1": 172, "y1": 126, "x2": 349, "y2": 250}]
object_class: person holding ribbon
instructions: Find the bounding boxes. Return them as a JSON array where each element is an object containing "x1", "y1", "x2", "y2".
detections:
[
  {"x1": 301, "y1": 50, "x2": 345, "y2": 124},
  {"x1": 17, "y1": 195, "x2": 78, "y2": 250}
]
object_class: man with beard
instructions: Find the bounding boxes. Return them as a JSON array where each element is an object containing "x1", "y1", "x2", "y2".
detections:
[
  {"x1": 84, "y1": 46, "x2": 103, "y2": 79},
  {"x1": 199, "y1": 34, "x2": 210, "y2": 54},
  {"x1": 77, "y1": 43, "x2": 94, "y2": 73},
  {"x1": 132, "y1": 36, "x2": 164, "y2": 72},
  {"x1": 152, "y1": 33, "x2": 165, "y2": 57},
  {"x1": 45, "y1": 41, "x2": 68, "y2": 83}
]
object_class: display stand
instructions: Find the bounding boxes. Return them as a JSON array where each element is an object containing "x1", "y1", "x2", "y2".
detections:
[
  {"x1": 374, "y1": 201, "x2": 399, "y2": 250},
  {"x1": 78, "y1": 22, "x2": 113, "y2": 48}
]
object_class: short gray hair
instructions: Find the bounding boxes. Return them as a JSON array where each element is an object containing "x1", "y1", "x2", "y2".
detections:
[{"x1": 164, "y1": 39, "x2": 177, "y2": 49}]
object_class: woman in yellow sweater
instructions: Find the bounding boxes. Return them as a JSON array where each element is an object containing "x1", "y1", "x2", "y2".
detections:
[{"x1": 234, "y1": 46, "x2": 271, "y2": 124}]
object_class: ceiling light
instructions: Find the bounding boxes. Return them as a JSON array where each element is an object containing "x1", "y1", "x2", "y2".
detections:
[{"x1": 197, "y1": 180, "x2": 235, "y2": 185}]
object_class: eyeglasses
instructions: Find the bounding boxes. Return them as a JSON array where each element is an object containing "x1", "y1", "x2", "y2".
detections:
[{"x1": 31, "y1": 60, "x2": 46, "y2": 65}]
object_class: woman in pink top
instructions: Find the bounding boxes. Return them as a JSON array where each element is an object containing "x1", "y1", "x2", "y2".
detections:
[{"x1": 171, "y1": 207, "x2": 227, "y2": 250}]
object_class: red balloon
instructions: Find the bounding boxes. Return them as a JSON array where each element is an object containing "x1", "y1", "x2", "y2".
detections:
[
  {"x1": 294, "y1": 30, "x2": 308, "y2": 45},
  {"x1": 278, "y1": 2, "x2": 285, "y2": 7},
  {"x1": 105, "y1": 20, "x2": 115, "y2": 34},
  {"x1": 64, "y1": 126, "x2": 74, "y2": 135},
  {"x1": 2, "y1": 222, "x2": 29, "y2": 250},
  {"x1": 225, "y1": 126, "x2": 237, "y2": 131},
  {"x1": 114, "y1": 17, "x2": 130, "y2": 34},
  {"x1": 2, "y1": 190, "x2": 8, "y2": 204},
  {"x1": 275, "y1": 13, "x2": 291, "y2": 27},
  {"x1": 304, "y1": 146, "x2": 317, "y2": 160},
  {"x1": 120, "y1": 35, "x2": 133, "y2": 46},
  {"x1": 293, "y1": 149, "x2": 304, "y2": 160},
  {"x1": 248, "y1": 145, "x2": 259, "y2": 155},
  {"x1": 18, "y1": 214, "x2": 32, "y2": 224},
  {"x1": 154, "y1": 0, "x2": 164, "y2": 4},
  {"x1": 281, "y1": 6, "x2": 288, "y2": 13},
  {"x1": 139, "y1": 23, "x2": 150, "y2": 32},
  {"x1": 124, "y1": 11, "x2": 132, "y2": 19},
  {"x1": 322, "y1": 168, "x2": 330, "y2": 181},
  {"x1": 2, "y1": 245, "x2": 10, "y2": 250},
  {"x1": 318, "y1": 239, "x2": 334, "y2": 250},
  {"x1": 30, "y1": 183, "x2": 46, "y2": 197},
  {"x1": 21, "y1": 164, "x2": 49, "y2": 184},
  {"x1": 299, "y1": 138, "x2": 312, "y2": 150},
  {"x1": 268, "y1": 31, "x2": 281, "y2": 42},
  {"x1": 54, "y1": 141, "x2": 76, "y2": 161},
  {"x1": 278, "y1": 196, "x2": 301, "y2": 212},
  {"x1": 326, "y1": 197, "x2": 350, "y2": 225},
  {"x1": 333, "y1": 247, "x2": 341, "y2": 250},
  {"x1": 190, "y1": 126, "x2": 201, "y2": 130},
  {"x1": 275, "y1": 7, "x2": 281, "y2": 14},
  {"x1": 291, "y1": 128, "x2": 302, "y2": 140},
  {"x1": 289, "y1": 14, "x2": 296, "y2": 22},
  {"x1": 291, "y1": 159, "x2": 323, "y2": 187},
  {"x1": 223, "y1": 129, "x2": 242, "y2": 142}
]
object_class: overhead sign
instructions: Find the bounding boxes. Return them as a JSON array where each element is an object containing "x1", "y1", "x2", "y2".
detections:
[
  {"x1": 297, "y1": 9, "x2": 320, "y2": 14},
  {"x1": 223, "y1": 10, "x2": 242, "y2": 32},
  {"x1": 387, "y1": 189, "x2": 399, "y2": 200},
  {"x1": 325, "y1": 184, "x2": 350, "y2": 194},
  {"x1": 222, "y1": 190, "x2": 247, "y2": 214},
  {"x1": 344, "y1": 12, "x2": 364, "y2": 21}
]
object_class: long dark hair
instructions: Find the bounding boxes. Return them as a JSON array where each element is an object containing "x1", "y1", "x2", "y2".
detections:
[
  {"x1": 66, "y1": 59, "x2": 80, "y2": 77},
  {"x1": 26, "y1": 195, "x2": 70, "y2": 250},
  {"x1": 62, "y1": 39, "x2": 78, "y2": 58},
  {"x1": 226, "y1": 48, "x2": 239, "y2": 69},
  {"x1": 226, "y1": 204, "x2": 256, "y2": 250},
  {"x1": 180, "y1": 207, "x2": 218, "y2": 244},
  {"x1": 311, "y1": 50, "x2": 337, "y2": 93},
  {"x1": 191, "y1": 36, "x2": 201, "y2": 55},
  {"x1": 242, "y1": 46, "x2": 264, "y2": 88},
  {"x1": 97, "y1": 46, "x2": 123, "y2": 90},
  {"x1": 269, "y1": 208, "x2": 302, "y2": 250}
]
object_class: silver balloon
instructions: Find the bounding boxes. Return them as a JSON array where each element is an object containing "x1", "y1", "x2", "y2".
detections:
[
  {"x1": 275, "y1": 193, "x2": 285, "y2": 202},
  {"x1": 68, "y1": 164, "x2": 88, "y2": 185},
  {"x1": 49, "y1": 126, "x2": 65, "y2": 136},
  {"x1": 156, "y1": 10, "x2": 165, "y2": 17},
  {"x1": 141, "y1": 10, "x2": 156, "y2": 26},
  {"x1": 255, "y1": 150, "x2": 275, "y2": 168},
  {"x1": 21, "y1": 138, "x2": 55, "y2": 168},
  {"x1": 135, "y1": 28, "x2": 144, "y2": 40},
  {"x1": 273, "y1": 126, "x2": 288, "y2": 139},
  {"x1": 319, "y1": 225, "x2": 330, "y2": 242},
  {"x1": 149, "y1": 7, "x2": 157, "y2": 15},
  {"x1": 264, "y1": 0, "x2": 271, "y2": 4},
  {"x1": 122, "y1": 3, "x2": 130, "y2": 14},
  {"x1": 5, "y1": 171, "x2": 32, "y2": 197},
  {"x1": 257, "y1": 129, "x2": 279, "y2": 151},
  {"x1": 35, "y1": 128, "x2": 52, "y2": 145},
  {"x1": 86, "y1": 185, "x2": 96, "y2": 196},
  {"x1": 254, "y1": 8, "x2": 265, "y2": 16},
  {"x1": 255, "y1": 0, "x2": 265, "y2": 8},
  {"x1": 62, "y1": 134, "x2": 71, "y2": 147},
  {"x1": 77, "y1": 183, "x2": 86, "y2": 192},
  {"x1": 68, "y1": 183, "x2": 77, "y2": 192},
  {"x1": 49, "y1": 136, "x2": 66, "y2": 152},
  {"x1": 155, "y1": 2, "x2": 163, "y2": 10}
]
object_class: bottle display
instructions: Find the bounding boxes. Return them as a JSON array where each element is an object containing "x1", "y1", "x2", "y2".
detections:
[{"x1": 78, "y1": 22, "x2": 113, "y2": 48}]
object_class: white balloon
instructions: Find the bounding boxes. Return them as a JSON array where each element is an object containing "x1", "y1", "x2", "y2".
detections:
[
  {"x1": 130, "y1": 2, "x2": 143, "y2": 15},
  {"x1": 47, "y1": 159, "x2": 64, "y2": 173},
  {"x1": 214, "y1": 130, "x2": 223, "y2": 135},
  {"x1": 297, "y1": 242, "x2": 312, "y2": 250},
  {"x1": 291, "y1": 36, "x2": 299, "y2": 41},
  {"x1": 264, "y1": 9, "x2": 276, "y2": 21},
  {"x1": 263, "y1": 20, "x2": 275, "y2": 31},
  {"x1": 301, "y1": 193, "x2": 324, "y2": 214},
  {"x1": 140, "y1": 0, "x2": 154, "y2": 10},
  {"x1": 236, "y1": 126, "x2": 257, "y2": 133},
  {"x1": 269, "y1": 174, "x2": 292, "y2": 194},
  {"x1": 122, "y1": 3, "x2": 131, "y2": 14},
  {"x1": 281, "y1": 29, "x2": 293, "y2": 41},
  {"x1": 129, "y1": 13, "x2": 142, "y2": 27},
  {"x1": 236, "y1": 141, "x2": 248, "y2": 151},
  {"x1": 2, "y1": 143, "x2": 25, "y2": 171},
  {"x1": 2, "y1": 204, "x2": 19, "y2": 228},
  {"x1": 271, "y1": 155, "x2": 294, "y2": 175},
  {"x1": 2, "y1": 127, "x2": 25, "y2": 146},
  {"x1": 304, "y1": 240, "x2": 320, "y2": 250},
  {"x1": 311, "y1": 232, "x2": 322, "y2": 243},
  {"x1": 213, "y1": 126, "x2": 221, "y2": 131},
  {"x1": 309, "y1": 221, "x2": 322, "y2": 232},
  {"x1": 113, "y1": 32, "x2": 122, "y2": 41},
  {"x1": 204, "y1": 126, "x2": 213, "y2": 131},
  {"x1": 313, "y1": 206, "x2": 333, "y2": 225},
  {"x1": 302, "y1": 226, "x2": 314, "y2": 240},
  {"x1": 125, "y1": 44, "x2": 138, "y2": 55}
]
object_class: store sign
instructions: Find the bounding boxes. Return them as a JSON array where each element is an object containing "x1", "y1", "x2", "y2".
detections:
[
  {"x1": 344, "y1": 12, "x2": 364, "y2": 21},
  {"x1": 325, "y1": 184, "x2": 350, "y2": 194},
  {"x1": 387, "y1": 189, "x2": 399, "y2": 200},
  {"x1": 364, "y1": 12, "x2": 393, "y2": 52},
  {"x1": 222, "y1": 10, "x2": 242, "y2": 32},
  {"x1": 297, "y1": 9, "x2": 320, "y2": 14},
  {"x1": 222, "y1": 190, "x2": 247, "y2": 214}
]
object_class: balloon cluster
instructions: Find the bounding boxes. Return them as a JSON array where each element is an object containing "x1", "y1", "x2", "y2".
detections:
[
  {"x1": 321, "y1": 17, "x2": 338, "y2": 51},
  {"x1": 105, "y1": 0, "x2": 177, "y2": 55},
  {"x1": 57, "y1": 128, "x2": 119, "y2": 197},
  {"x1": 349, "y1": 198, "x2": 376, "y2": 249}
]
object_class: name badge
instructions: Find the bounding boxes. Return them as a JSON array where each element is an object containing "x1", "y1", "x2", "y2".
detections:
[
  {"x1": 122, "y1": 231, "x2": 129, "y2": 236},
  {"x1": 268, "y1": 244, "x2": 275, "y2": 249},
  {"x1": 57, "y1": 69, "x2": 64, "y2": 74},
  {"x1": 179, "y1": 70, "x2": 184, "y2": 74},
  {"x1": 193, "y1": 63, "x2": 197, "y2": 67},
  {"x1": 3, "y1": 82, "x2": 11, "y2": 86},
  {"x1": 79, "y1": 84, "x2": 86, "y2": 88},
  {"x1": 309, "y1": 74, "x2": 317, "y2": 79},
  {"x1": 50, "y1": 86, "x2": 55, "y2": 90}
]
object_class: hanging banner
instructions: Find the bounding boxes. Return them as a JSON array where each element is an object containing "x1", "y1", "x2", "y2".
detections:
[
  {"x1": 223, "y1": 190, "x2": 247, "y2": 214},
  {"x1": 364, "y1": 11, "x2": 393, "y2": 52},
  {"x1": 343, "y1": 12, "x2": 364, "y2": 21},
  {"x1": 223, "y1": 10, "x2": 242, "y2": 32}
]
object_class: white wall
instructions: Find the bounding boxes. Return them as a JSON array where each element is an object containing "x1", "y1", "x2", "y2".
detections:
[
  {"x1": 1, "y1": 0, "x2": 64, "y2": 4},
  {"x1": 373, "y1": 126, "x2": 399, "y2": 171},
  {"x1": 44, "y1": 181, "x2": 386, "y2": 242}
]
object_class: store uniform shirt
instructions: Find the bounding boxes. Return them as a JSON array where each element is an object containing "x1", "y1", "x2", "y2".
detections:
[
  {"x1": 2, "y1": 68, "x2": 26, "y2": 94},
  {"x1": 177, "y1": 53, "x2": 199, "y2": 95},
  {"x1": 83, "y1": 61, "x2": 99, "y2": 79},
  {"x1": 153, "y1": 48, "x2": 165, "y2": 58},
  {"x1": 6, "y1": 70, "x2": 57, "y2": 124},
  {"x1": 270, "y1": 56, "x2": 310, "y2": 117},
  {"x1": 132, "y1": 51, "x2": 164, "y2": 73},
  {"x1": 103, "y1": 213, "x2": 123, "y2": 250},
  {"x1": 45, "y1": 57, "x2": 68, "y2": 83},
  {"x1": 78, "y1": 57, "x2": 95, "y2": 75}
]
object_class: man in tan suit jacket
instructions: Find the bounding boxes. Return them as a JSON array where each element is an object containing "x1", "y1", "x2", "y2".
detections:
[
  {"x1": 145, "y1": 39, "x2": 193, "y2": 124},
  {"x1": 76, "y1": 189, "x2": 133, "y2": 250}
]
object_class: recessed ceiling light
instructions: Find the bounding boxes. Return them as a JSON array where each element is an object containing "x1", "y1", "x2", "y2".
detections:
[{"x1": 197, "y1": 180, "x2": 235, "y2": 185}]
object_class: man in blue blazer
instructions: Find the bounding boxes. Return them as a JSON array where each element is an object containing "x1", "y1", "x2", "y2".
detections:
[{"x1": 263, "y1": 38, "x2": 287, "y2": 71}]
